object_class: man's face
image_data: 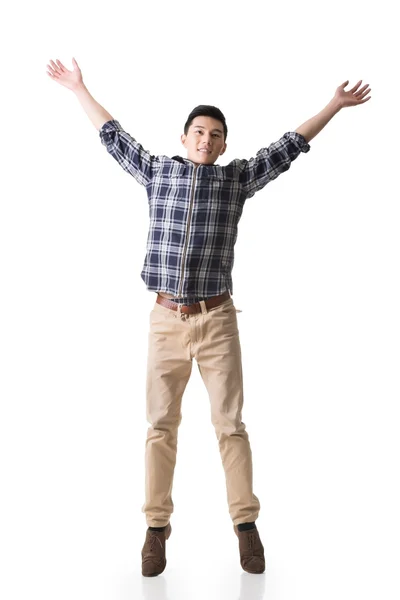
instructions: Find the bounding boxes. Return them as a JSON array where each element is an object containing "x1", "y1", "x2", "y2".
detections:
[{"x1": 181, "y1": 116, "x2": 227, "y2": 165}]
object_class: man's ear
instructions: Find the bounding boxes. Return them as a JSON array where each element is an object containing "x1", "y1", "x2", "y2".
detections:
[
  {"x1": 219, "y1": 142, "x2": 227, "y2": 156},
  {"x1": 181, "y1": 133, "x2": 187, "y2": 147}
]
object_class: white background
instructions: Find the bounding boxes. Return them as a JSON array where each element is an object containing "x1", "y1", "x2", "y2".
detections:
[{"x1": 1, "y1": 0, "x2": 399, "y2": 599}]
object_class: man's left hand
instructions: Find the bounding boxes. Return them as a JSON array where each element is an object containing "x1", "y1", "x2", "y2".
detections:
[{"x1": 334, "y1": 80, "x2": 372, "y2": 108}]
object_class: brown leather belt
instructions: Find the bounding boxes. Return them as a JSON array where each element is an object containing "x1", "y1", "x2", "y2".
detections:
[{"x1": 156, "y1": 290, "x2": 231, "y2": 314}]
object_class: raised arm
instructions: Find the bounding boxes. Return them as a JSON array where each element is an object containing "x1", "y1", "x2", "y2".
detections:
[
  {"x1": 295, "y1": 79, "x2": 372, "y2": 143},
  {"x1": 46, "y1": 57, "x2": 113, "y2": 130},
  {"x1": 46, "y1": 57, "x2": 157, "y2": 185},
  {"x1": 239, "y1": 79, "x2": 372, "y2": 199}
]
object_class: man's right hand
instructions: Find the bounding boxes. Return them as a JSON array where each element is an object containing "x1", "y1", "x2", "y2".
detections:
[{"x1": 46, "y1": 57, "x2": 83, "y2": 91}]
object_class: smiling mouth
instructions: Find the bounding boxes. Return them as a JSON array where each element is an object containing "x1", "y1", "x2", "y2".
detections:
[{"x1": 198, "y1": 149, "x2": 211, "y2": 154}]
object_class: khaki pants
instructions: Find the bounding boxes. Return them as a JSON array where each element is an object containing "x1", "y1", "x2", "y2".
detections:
[{"x1": 141, "y1": 294, "x2": 260, "y2": 527}]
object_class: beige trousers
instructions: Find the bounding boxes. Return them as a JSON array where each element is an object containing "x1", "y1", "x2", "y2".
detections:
[{"x1": 141, "y1": 294, "x2": 260, "y2": 527}]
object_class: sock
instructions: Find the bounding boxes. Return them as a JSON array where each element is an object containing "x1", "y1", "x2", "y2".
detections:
[
  {"x1": 149, "y1": 526, "x2": 166, "y2": 532},
  {"x1": 237, "y1": 521, "x2": 256, "y2": 532}
]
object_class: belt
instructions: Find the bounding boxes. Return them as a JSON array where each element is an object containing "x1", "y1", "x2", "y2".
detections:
[{"x1": 156, "y1": 290, "x2": 231, "y2": 314}]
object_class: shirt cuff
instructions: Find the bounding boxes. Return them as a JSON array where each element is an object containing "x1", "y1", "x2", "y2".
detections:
[
  {"x1": 286, "y1": 131, "x2": 311, "y2": 153},
  {"x1": 99, "y1": 119, "x2": 123, "y2": 135}
]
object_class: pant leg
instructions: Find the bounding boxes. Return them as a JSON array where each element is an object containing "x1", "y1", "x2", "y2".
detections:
[
  {"x1": 194, "y1": 298, "x2": 260, "y2": 526},
  {"x1": 142, "y1": 301, "x2": 192, "y2": 527}
]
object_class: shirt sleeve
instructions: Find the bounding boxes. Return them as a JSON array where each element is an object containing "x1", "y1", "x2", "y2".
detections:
[
  {"x1": 239, "y1": 132, "x2": 311, "y2": 199},
  {"x1": 99, "y1": 119, "x2": 158, "y2": 186}
]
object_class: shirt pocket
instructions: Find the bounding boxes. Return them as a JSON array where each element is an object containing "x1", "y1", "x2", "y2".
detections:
[
  {"x1": 204, "y1": 169, "x2": 244, "y2": 217},
  {"x1": 150, "y1": 165, "x2": 188, "y2": 209},
  {"x1": 206, "y1": 168, "x2": 236, "y2": 186},
  {"x1": 151, "y1": 164, "x2": 187, "y2": 188}
]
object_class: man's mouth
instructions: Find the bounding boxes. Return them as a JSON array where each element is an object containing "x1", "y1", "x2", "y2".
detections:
[{"x1": 198, "y1": 148, "x2": 211, "y2": 154}]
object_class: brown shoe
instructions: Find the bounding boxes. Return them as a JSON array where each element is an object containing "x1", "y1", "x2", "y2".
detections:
[
  {"x1": 141, "y1": 524, "x2": 172, "y2": 577},
  {"x1": 234, "y1": 524, "x2": 265, "y2": 574}
]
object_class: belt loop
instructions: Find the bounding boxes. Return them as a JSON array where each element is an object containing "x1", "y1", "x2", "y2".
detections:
[
  {"x1": 176, "y1": 303, "x2": 182, "y2": 319},
  {"x1": 199, "y1": 299, "x2": 208, "y2": 314}
]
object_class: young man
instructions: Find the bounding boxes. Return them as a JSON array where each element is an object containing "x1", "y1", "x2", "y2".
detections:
[{"x1": 46, "y1": 57, "x2": 371, "y2": 577}]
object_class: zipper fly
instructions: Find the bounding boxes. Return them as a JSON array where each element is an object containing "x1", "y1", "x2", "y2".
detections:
[{"x1": 177, "y1": 164, "x2": 199, "y2": 298}]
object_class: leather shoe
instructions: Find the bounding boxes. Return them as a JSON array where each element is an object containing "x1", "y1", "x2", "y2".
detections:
[
  {"x1": 141, "y1": 524, "x2": 172, "y2": 577},
  {"x1": 234, "y1": 524, "x2": 265, "y2": 574}
]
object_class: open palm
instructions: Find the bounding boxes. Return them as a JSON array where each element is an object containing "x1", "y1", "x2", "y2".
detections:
[
  {"x1": 334, "y1": 80, "x2": 372, "y2": 108},
  {"x1": 46, "y1": 58, "x2": 83, "y2": 91}
]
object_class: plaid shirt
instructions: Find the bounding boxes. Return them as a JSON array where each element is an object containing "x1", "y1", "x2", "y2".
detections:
[{"x1": 99, "y1": 119, "x2": 310, "y2": 304}]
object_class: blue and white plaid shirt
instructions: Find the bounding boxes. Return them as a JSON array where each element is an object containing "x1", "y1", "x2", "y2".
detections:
[{"x1": 99, "y1": 119, "x2": 310, "y2": 304}]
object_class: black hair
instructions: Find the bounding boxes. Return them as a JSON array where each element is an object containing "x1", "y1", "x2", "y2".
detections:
[{"x1": 184, "y1": 105, "x2": 228, "y2": 140}]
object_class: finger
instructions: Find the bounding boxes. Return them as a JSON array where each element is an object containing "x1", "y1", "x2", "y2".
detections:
[
  {"x1": 359, "y1": 88, "x2": 371, "y2": 99},
  {"x1": 56, "y1": 59, "x2": 66, "y2": 72},
  {"x1": 355, "y1": 84, "x2": 369, "y2": 96},
  {"x1": 357, "y1": 86, "x2": 371, "y2": 97},
  {"x1": 46, "y1": 63, "x2": 58, "y2": 76},
  {"x1": 341, "y1": 79, "x2": 349, "y2": 88},
  {"x1": 359, "y1": 96, "x2": 371, "y2": 104},
  {"x1": 350, "y1": 80, "x2": 362, "y2": 93},
  {"x1": 50, "y1": 59, "x2": 61, "y2": 74}
]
